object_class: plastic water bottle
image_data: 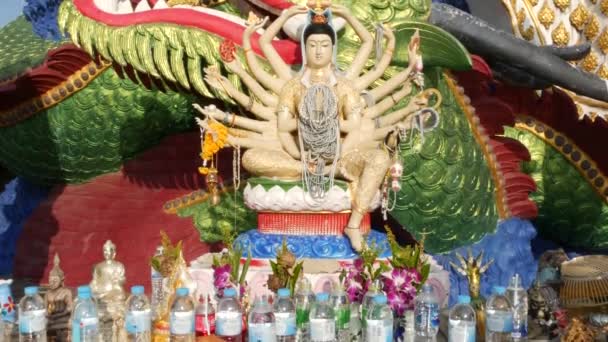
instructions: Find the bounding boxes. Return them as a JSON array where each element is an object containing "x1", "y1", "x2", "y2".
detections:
[
  {"x1": 274, "y1": 288, "x2": 296, "y2": 342},
  {"x1": 295, "y1": 278, "x2": 316, "y2": 342},
  {"x1": 170, "y1": 287, "x2": 195, "y2": 341},
  {"x1": 18, "y1": 286, "x2": 47, "y2": 342},
  {"x1": 485, "y1": 286, "x2": 513, "y2": 342},
  {"x1": 365, "y1": 295, "x2": 393, "y2": 342},
  {"x1": 310, "y1": 293, "x2": 336, "y2": 342},
  {"x1": 125, "y1": 285, "x2": 151, "y2": 341},
  {"x1": 195, "y1": 294, "x2": 215, "y2": 337},
  {"x1": 215, "y1": 288, "x2": 243, "y2": 342},
  {"x1": 414, "y1": 284, "x2": 440, "y2": 339},
  {"x1": 361, "y1": 280, "x2": 382, "y2": 329},
  {"x1": 349, "y1": 302, "x2": 362, "y2": 341},
  {"x1": 151, "y1": 245, "x2": 164, "y2": 318},
  {"x1": 248, "y1": 295, "x2": 276, "y2": 342},
  {"x1": 331, "y1": 285, "x2": 350, "y2": 342},
  {"x1": 449, "y1": 295, "x2": 476, "y2": 342},
  {"x1": 71, "y1": 286, "x2": 99, "y2": 342},
  {"x1": 506, "y1": 274, "x2": 528, "y2": 341}
]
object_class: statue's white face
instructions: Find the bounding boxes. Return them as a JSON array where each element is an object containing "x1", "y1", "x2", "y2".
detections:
[{"x1": 305, "y1": 34, "x2": 333, "y2": 69}]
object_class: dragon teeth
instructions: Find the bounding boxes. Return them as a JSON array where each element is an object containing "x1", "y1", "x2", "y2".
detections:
[
  {"x1": 153, "y1": 0, "x2": 169, "y2": 9},
  {"x1": 135, "y1": 0, "x2": 151, "y2": 12},
  {"x1": 116, "y1": 0, "x2": 134, "y2": 13}
]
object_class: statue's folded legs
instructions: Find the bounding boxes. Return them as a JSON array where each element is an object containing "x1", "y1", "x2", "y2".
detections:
[
  {"x1": 242, "y1": 148, "x2": 302, "y2": 179},
  {"x1": 338, "y1": 148, "x2": 391, "y2": 251}
]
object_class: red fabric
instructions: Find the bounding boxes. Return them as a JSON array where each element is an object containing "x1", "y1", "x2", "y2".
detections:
[
  {"x1": 257, "y1": 212, "x2": 371, "y2": 235},
  {"x1": 13, "y1": 132, "x2": 223, "y2": 289},
  {"x1": 74, "y1": 0, "x2": 302, "y2": 64}
]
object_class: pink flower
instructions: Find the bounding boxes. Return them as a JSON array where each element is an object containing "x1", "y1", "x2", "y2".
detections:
[
  {"x1": 213, "y1": 264, "x2": 232, "y2": 293},
  {"x1": 382, "y1": 267, "x2": 420, "y2": 316}
]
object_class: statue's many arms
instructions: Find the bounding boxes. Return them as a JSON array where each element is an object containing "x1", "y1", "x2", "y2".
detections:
[{"x1": 195, "y1": 3, "x2": 435, "y2": 252}]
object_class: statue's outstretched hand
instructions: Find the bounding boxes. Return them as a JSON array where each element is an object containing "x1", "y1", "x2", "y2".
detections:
[
  {"x1": 284, "y1": 5, "x2": 308, "y2": 17},
  {"x1": 329, "y1": 3, "x2": 350, "y2": 17},
  {"x1": 245, "y1": 15, "x2": 269, "y2": 35},
  {"x1": 203, "y1": 66, "x2": 228, "y2": 91}
]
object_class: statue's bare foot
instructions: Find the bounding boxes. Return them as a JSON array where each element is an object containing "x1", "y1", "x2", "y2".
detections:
[{"x1": 345, "y1": 226, "x2": 364, "y2": 252}]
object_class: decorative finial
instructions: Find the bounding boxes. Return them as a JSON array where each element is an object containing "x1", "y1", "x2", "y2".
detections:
[
  {"x1": 103, "y1": 240, "x2": 116, "y2": 250},
  {"x1": 49, "y1": 253, "x2": 64, "y2": 279}
]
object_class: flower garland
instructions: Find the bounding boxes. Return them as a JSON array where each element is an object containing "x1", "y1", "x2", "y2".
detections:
[{"x1": 198, "y1": 121, "x2": 228, "y2": 175}]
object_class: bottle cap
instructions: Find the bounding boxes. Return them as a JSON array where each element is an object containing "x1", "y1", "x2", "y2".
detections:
[
  {"x1": 131, "y1": 285, "x2": 145, "y2": 295},
  {"x1": 373, "y1": 295, "x2": 387, "y2": 304},
  {"x1": 278, "y1": 288, "x2": 290, "y2": 297},
  {"x1": 176, "y1": 288, "x2": 189, "y2": 297},
  {"x1": 24, "y1": 286, "x2": 38, "y2": 296},
  {"x1": 509, "y1": 273, "x2": 521, "y2": 289},
  {"x1": 493, "y1": 286, "x2": 506, "y2": 295},
  {"x1": 77, "y1": 286, "x2": 91, "y2": 299},
  {"x1": 223, "y1": 288, "x2": 237, "y2": 298},
  {"x1": 316, "y1": 292, "x2": 329, "y2": 301},
  {"x1": 457, "y1": 295, "x2": 471, "y2": 304}
]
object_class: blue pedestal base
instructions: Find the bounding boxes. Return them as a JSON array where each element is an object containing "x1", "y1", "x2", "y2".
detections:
[{"x1": 234, "y1": 230, "x2": 392, "y2": 259}]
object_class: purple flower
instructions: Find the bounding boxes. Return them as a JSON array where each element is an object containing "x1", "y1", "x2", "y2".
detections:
[
  {"x1": 382, "y1": 267, "x2": 420, "y2": 316},
  {"x1": 213, "y1": 264, "x2": 232, "y2": 291}
]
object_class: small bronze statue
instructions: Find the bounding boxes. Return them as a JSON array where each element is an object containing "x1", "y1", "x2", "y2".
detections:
[
  {"x1": 90, "y1": 240, "x2": 127, "y2": 341},
  {"x1": 45, "y1": 253, "x2": 73, "y2": 341}
]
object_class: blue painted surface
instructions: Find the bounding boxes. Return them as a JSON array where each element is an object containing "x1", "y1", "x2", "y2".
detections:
[
  {"x1": 0, "y1": 178, "x2": 50, "y2": 276},
  {"x1": 433, "y1": 218, "x2": 538, "y2": 306},
  {"x1": 234, "y1": 229, "x2": 392, "y2": 259},
  {"x1": 23, "y1": 0, "x2": 63, "y2": 41}
]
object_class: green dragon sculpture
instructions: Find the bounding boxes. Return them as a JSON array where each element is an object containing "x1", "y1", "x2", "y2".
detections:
[{"x1": 0, "y1": 0, "x2": 606, "y2": 260}]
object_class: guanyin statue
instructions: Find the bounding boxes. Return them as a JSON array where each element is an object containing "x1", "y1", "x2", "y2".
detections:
[{"x1": 195, "y1": 0, "x2": 439, "y2": 253}]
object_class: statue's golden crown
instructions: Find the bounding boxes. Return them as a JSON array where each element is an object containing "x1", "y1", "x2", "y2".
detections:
[{"x1": 308, "y1": 0, "x2": 330, "y2": 24}]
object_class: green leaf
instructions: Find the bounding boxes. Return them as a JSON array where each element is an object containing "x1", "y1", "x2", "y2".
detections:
[
  {"x1": 391, "y1": 21, "x2": 472, "y2": 70},
  {"x1": 239, "y1": 250, "x2": 251, "y2": 285},
  {"x1": 420, "y1": 263, "x2": 431, "y2": 285}
]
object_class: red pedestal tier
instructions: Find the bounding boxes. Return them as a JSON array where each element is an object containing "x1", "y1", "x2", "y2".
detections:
[{"x1": 256, "y1": 211, "x2": 371, "y2": 236}]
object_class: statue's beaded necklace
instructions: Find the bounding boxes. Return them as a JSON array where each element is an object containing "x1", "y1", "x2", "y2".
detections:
[{"x1": 297, "y1": 83, "x2": 340, "y2": 199}]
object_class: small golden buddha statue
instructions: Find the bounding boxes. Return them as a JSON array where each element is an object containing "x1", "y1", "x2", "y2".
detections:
[
  {"x1": 45, "y1": 253, "x2": 73, "y2": 341},
  {"x1": 89, "y1": 240, "x2": 127, "y2": 341}
]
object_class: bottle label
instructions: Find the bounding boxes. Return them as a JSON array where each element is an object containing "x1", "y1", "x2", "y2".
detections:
[
  {"x1": 126, "y1": 309, "x2": 151, "y2": 334},
  {"x1": 249, "y1": 322, "x2": 277, "y2": 342},
  {"x1": 366, "y1": 319, "x2": 393, "y2": 342},
  {"x1": 215, "y1": 311, "x2": 242, "y2": 336},
  {"x1": 170, "y1": 310, "x2": 194, "y2": 335},
  {"x1": 486, "y1": 311, "x2": 513, "y2": 333},
  {"x1": 296, "y1": 308, "x2": 310, "y2": 328},
  {"x1": 275, "y1": 312, "x2": 296, "y2": 336},
  {"x1": 310, "y1": 318, "x2": 335, "y2": 341},
  {"x1": 448, "y1": 320, "x2": 475, "y2": 342},
  {"x1": 335, "y1": 307, "x2": 350, "y2": 330},
  {"x1": 19, "y1": 309, "x2": 46, "y2": 333},
  {"x1": 72, "y1": 317, "x2": 99, "y2": 341},
  {"x1": 415, "y1": 303, "x2": 440, "y2": 331},
  {"x1": 195, "y1": 312, "x2": 215, "y2": 335}
]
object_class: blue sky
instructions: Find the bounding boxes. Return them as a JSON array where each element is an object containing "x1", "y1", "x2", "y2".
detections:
[{"x1": 0, "y1": 0, "x2": 25, "y2": 28}]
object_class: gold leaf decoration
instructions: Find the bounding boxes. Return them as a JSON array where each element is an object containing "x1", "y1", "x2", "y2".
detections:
[
  {"x1": 569, "y1": 4, "x2": 590, "y2": 31},
  {"x1": 584, "y1": 14, "x2": 600, "y2": 40},
  {"x1": 529, "y1": 0, "x2": 540, "y2": 5},
  {"x1": 517, "y1": 8, "x2": 536, "y2": 40},
  {"x1": 597, "y1": 64, "x2": 608, "y2": 79},
  {"x1": 551, "y1": 21, "x2": 570, "y2": 46},
  {"x1": 552, "y1": 0, "x2": 570, "y2": 11},
  {"x1": 599, "y1": 28, "x2": 608, "y2": 54},
  {"x1": 539, "y1": 1, "x2": 556, "y2": 29},
  {"x1": 580, "y1": 51, "x2": 599, "y2": 72},
  {"x1": 602, "y1": 0, "x2": 608, "y2": 16}
]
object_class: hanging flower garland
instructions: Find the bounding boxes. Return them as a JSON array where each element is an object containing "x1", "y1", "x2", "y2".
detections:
[{"x1": 198, "y1": 121, "x2": 228, "y2": 175}]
